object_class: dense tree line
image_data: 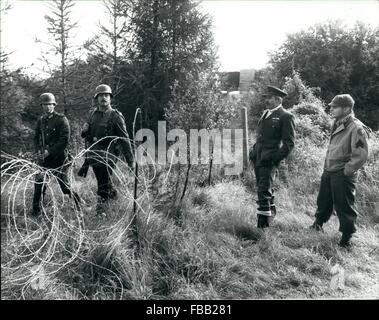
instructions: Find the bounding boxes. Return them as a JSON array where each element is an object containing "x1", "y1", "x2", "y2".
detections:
[
  {"x1": 1, "y1": 3, "x2": 379, "y2": 156},
  {"x1": 269, "y1": 21, "x2": 379, "y2": 130},
  {"x1": 1, "y1": 0, "x2": 219, "y2": 154}
]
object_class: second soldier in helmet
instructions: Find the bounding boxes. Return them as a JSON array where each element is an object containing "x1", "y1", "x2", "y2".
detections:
[{"x1": 81, "y1": 84, "x2": 134, "y2": 215}]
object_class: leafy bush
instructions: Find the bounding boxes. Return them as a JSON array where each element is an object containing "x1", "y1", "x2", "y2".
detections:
[
  {"x1": 165, "y1": 72, "x2": 239, "y2": 132},
  {"x1": 292, "y1": 102, "x2": 331, "y2": 143},
  {"x1": 270, "y1": 21, "x2": 379, "y2": 130},
  {"x1": 282, "y1": 71, "x2": 320, "y2": 108},
  {"x1": 293, "y1": 115, "x2": 327, "y2": 146}
]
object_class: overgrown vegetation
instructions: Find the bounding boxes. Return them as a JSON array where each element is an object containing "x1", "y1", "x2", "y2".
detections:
[
  {"x1": 1, "y1": 130, "x2": 378, "y2": 299},
  {"x1": 270, "y1": 21, "x2": 379, "y2": 130},
  {"x1": 1, "y1": 1, "x2": 378, "y2": 300},
  {"x1": 2, "y1": 73, "x2": 379, "y2": 299}
]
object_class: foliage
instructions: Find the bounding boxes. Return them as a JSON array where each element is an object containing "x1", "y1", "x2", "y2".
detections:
[
  {"x1": 243, "y1": 66, "x2": 282, "y2": 129},
  {"x1": 219, "y1": 71, "x2": 240, "y2": 92},
  {"x1": 165, "y1": 72, "x2": 238, "y2": 132},
  {"x1": 42, "y1": 0, "x2": 78, "y2": 115},
  {"x1": 2, "y1": 138, "x2": 378, "y2": 299},
  {"x1": 246, "y1": 69, "x2": 331, "y2": 138},
  {"x1": 116, "y1": 0, "x2": 218, "y2": 132},
  {"x1": 282, "y1": 70, "x2": 320, "y2": 108},
  {"x1": 1, "y1": 0, "x2": 219, "y2": 153},
  {"x1": 270, "y1": 21, "x2": 379, "y2": 130},
  {"x1": 0, "y1": 69, "x2": 46, "y2": 154},
  {"x1": 2, "y1": 2, "x2": 379, "y2": 301},
  {"x1": 163, "y1": 69, "x2": 239, "y2": 199},
  {"x1": 84, "y1": 0, "x2": 131, "y2": 93},
  {"x1": 283, "y1": 72, "x2": 331, "y2": 145}
]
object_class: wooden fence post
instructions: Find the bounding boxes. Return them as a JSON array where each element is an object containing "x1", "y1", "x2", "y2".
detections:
[{"x1": 241, "y1": 107, "x2": 249, "y2": 172}]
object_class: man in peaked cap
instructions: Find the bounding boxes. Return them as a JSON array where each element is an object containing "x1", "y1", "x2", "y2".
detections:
[
  {"x1": 81, "y1": 84, "x2": 134, "y2": 216},
  {"x1": 32, "y1": 93, "x2": 82, "y2": 216},
  {"x1": 249, "y1": 86, "x2": 296, "y2": 229},
  {"x1": 310, "y1": 94, "x2": 369, "y2": 248}
]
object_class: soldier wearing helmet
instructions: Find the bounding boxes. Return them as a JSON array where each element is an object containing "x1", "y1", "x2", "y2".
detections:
[
  {"x1": 32, "y1": 93, "x2": 82, "y2": 215},
  {"x1": 81, "y1": 84, "x2": 134, "y2": 215},
  {"x1": 310, "y1": 94, "x2": 370, "y2": 248}
]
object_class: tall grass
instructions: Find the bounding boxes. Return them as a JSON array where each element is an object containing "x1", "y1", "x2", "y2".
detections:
[{"x1": 1, "y1": 132, "x2": 378, "y2": 300}]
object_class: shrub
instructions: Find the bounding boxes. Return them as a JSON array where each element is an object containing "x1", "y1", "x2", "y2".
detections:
[
  {"x1": 282, "y1": 70, "x2": 320, "y2": 108},
  {"x1": 293, "y1": 115, "x2": 328, "y2": 146},
  {"x1": 292, "y1": 102, "x2": 331, "y2": 134}
]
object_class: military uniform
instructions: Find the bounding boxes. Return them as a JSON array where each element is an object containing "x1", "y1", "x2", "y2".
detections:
[
  {"x1": 249, "y1": 86, "x2": 296, "y2": 228},
  {"x1": 82, "y1": 106, "x2": 133, "y2": 203},
  {"x1": 314, "y1": 113, "x2": 369, "y2": 236},
  {"x1": 311, "y1": 94, "x2": 369, "y2": 247},
  {"x1": 33, "y1": 111, "x2": 81, "y2": 214}
]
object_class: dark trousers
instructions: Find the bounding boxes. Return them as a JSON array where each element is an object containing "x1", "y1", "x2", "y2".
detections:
[
  {"x1": 92, "y1": 163, "x2": 117, "y2": 202},
  {"x1": 33, "y1": 157, "x2": 81, "y2": 213},
  {"x1": 315, "y1": 170, "x2": 358, "y2": 234},
  {"x1": 254, "y1": 164, "x2": 277, "y2": 215}
]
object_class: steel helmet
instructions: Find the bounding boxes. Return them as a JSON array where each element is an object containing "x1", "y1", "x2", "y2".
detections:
[
  {"x1": 328, "y1": 94, "x2": 355, "y2": 110},
  {"x1": 40, "y1": 93, "x2": 57, "y2": 105},
  {"x1": 94, "y1": 84, "x2": 113, "y2": 99}
]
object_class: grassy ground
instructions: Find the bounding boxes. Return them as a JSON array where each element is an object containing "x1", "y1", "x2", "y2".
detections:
[{"x1": 1, "y1": 135, "x2": 378, "y2": 300}]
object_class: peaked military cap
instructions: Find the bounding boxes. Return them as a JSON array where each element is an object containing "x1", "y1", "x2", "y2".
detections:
[{"x1": 262, "y1": 85, "x2": 288, "y2": 98}]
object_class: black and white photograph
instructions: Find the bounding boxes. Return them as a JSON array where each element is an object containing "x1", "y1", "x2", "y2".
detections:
[{"x1": 1, "y1": 0, "x2": 378, "y2": 306}]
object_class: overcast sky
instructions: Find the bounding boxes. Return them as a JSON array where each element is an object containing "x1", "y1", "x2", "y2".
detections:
[{"x1": 1, "y1": 0, "x2": 379, "y2": 76}]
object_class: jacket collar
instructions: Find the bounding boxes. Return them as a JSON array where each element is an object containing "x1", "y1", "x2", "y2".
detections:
[
  {"x1": 42, "y1": 111, "x2": 56, "y2": 120},
  {"x1": 95, "y1": 105, "x2": 113, "y2": 114},
  {"x1": 267, "y1": 104, "x2": 283, "y2": 118},
  {"x1": 271, "y1": 104, "x2": 283, "y2": 112},
  {"x1": 259, "y1": 105, "x2": 283, "y2": 124},
  {"x1": 331, "y1": 114, "x2": 354, "y2": 136}
]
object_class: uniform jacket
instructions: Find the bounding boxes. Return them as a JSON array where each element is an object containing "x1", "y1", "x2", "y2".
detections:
[
  {"x1": 249, "y1": 105, "x2": 296, "y2": 167},
  {"x1": 82, "y1": 106, "x2": 133, "y2": 166},
  {"x1": 324, "y1": 114, "x2": 369, "y2": 176},
  {"x1": 34, "y1": 111, "x2": 70, "y2": 160}
]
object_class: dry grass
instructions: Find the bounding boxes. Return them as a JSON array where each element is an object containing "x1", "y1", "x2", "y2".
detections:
[{"x1": 1, "y1": 134, "x2": 378, "y2": 300}]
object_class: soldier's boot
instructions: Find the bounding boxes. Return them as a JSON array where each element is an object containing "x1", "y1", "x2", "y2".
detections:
[
  {"x1": 77, "y1": 160, "x2": 89, "y2": 178},
  {"x1": 257, "y1": 214, "x2": 270, "y2": 229},
  {"x1": 309, "y1": 220, "x2": 324, "y2": 232},
  {"x1": 268, "y1": 205, "x2": 277, "y2": 224},
  {"x1": 339, "y1": 233, "x2": 353, "y2": 248},
  {"x1": 96, "y1": 199, "x2": 107, "y2": 218},
  {"x1": 31, "y1": 205, "x2": 41, "y2": 216},
  {"x1": 77, "y1": 166, "x2": 88, "y2": 178},
  {"x1": 109, "y1": 187, "x2": 118, "y2": 200},
  {"x1": 32, "y1": 177, "x2": 45, "y2": 216},
  {"x1": 32, "y1": 196, "x2": 47, "y2": 217}
]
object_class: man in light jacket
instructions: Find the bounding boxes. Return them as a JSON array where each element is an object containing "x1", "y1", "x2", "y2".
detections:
[{"x1": 310, "y1": 94, "x2": 369, "y2": 248}]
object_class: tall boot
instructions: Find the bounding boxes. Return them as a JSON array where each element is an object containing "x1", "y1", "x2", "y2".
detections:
[
  {"x1": 32, "y1": 178, "x2": 44, "y2": 216},
  {"x1": 339, "y1": 233, "x2": 352, "y2": 248},
  {"x1": 32, "y1": 203, "x2": 41, "y2": 216},
  {"x1": 96, "y1": 198, "x2": 107, "y2": 218},
  {"x1": 309, "y1": 220, "x2": 324, "y2": 232},
  {"x1": 257, "y1": 214, "x2": 270, "y2": 229}
]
